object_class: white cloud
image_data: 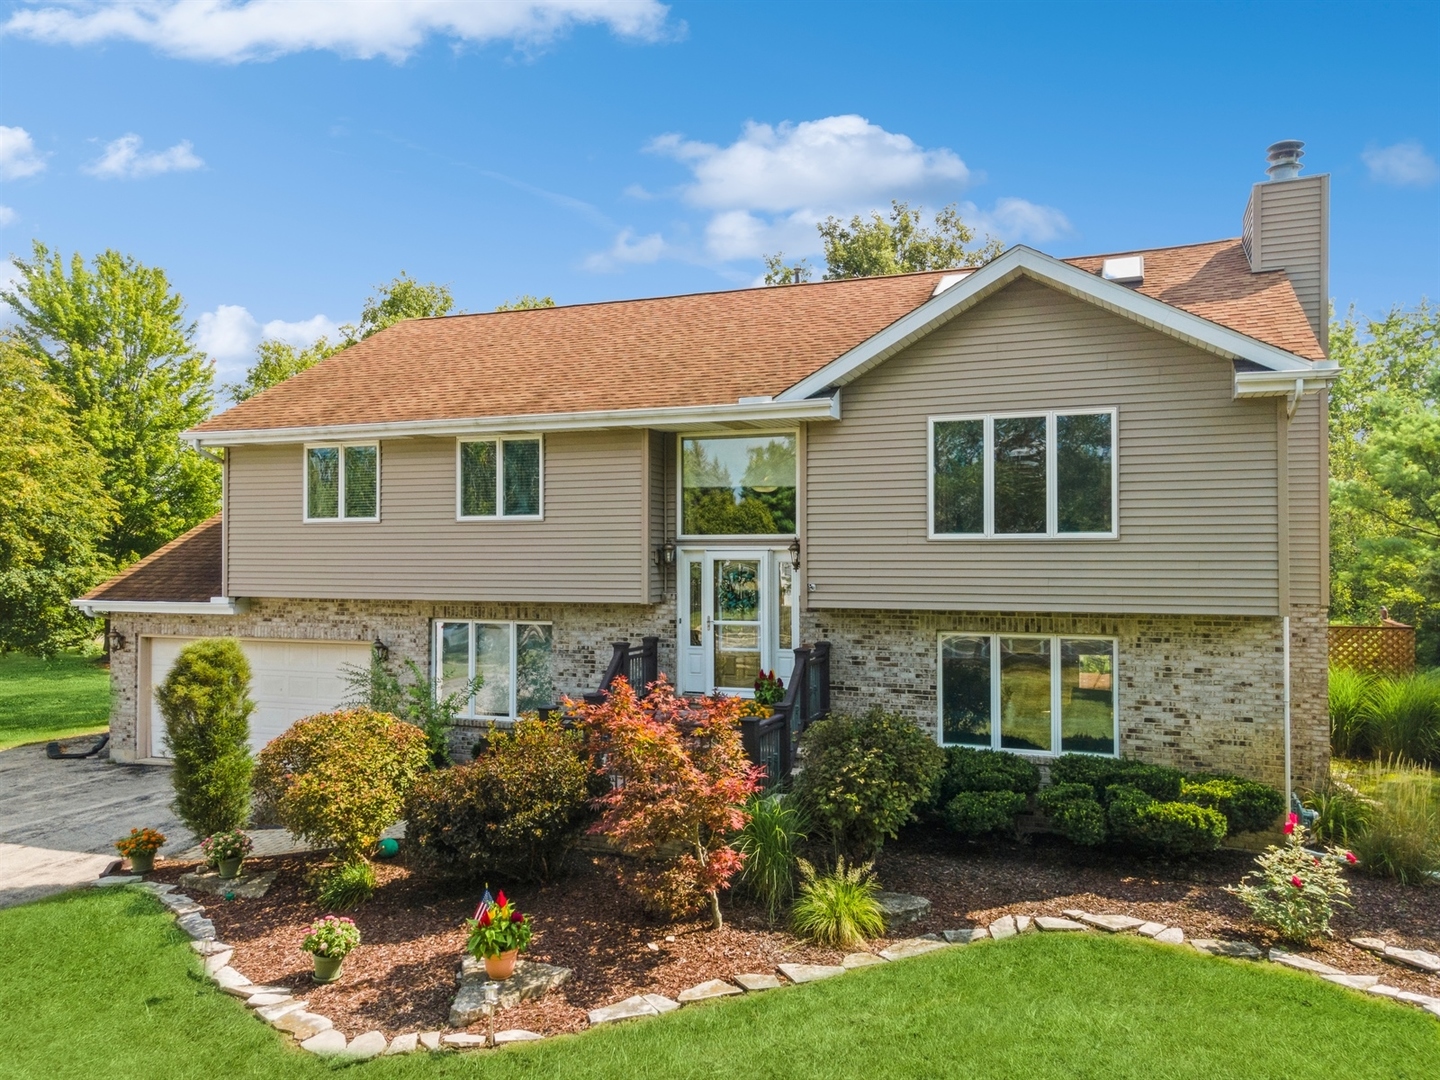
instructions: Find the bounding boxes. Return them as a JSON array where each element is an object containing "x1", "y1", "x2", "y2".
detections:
[
  {"x1": 2, "y1": 0, "x2": 674, "y2": 63},
  {"x1": 0, "y1": 125, "x2": 46, "y2": 179},
  {"x1": 971, "y1": 197, "x2": 1071, "y2": 244},
  {"x1": 651, "y1": 115, "x2": 970, "y2": 213},
  {"x1": 0, "y1": 205, "x2": 15, "y2": 226},
  {"x1": 84, "y1": 133, "x2": 204, "y2": 179},
  {"x1": 1362, "y1": 140, "x2": 1438, "y2": 188},
  {"x1": 197, "y1": 303, "x2": 340, "y2": 391},
  {"x1": 583, "y1": 228, "x2": 667, "y2": 271},
  {"x1": 263, "y1": 312, "x2": 340, "y2": 345}
]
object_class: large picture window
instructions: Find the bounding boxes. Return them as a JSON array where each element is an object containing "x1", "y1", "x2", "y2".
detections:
[
  {"x1": 436, "y1": 620, "x2": 554, "y2": 720},
  {"x1": 938, "y1": 633, "x2": 1117, "y2": 756},
  {"x1": 305, "y1": 443, "x2": 379, "y2": 521},
  {"x1": 458, "y1": 437, "x2": 543, "y2": 519},
  {"x1": 929, "y1": 410, "x2": 1115, "y2": 538},
  {"x1": 681, "y1": 433, "x2": 796, "y2": 536}
]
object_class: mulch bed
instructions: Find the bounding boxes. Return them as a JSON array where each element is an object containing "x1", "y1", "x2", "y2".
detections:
[{"x1": 148, "y1": 829, "x2": 1440, "y2": 1039}]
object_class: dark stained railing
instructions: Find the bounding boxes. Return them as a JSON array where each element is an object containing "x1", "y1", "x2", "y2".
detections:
[
  {"x1": 583, "y1": 636, "x2": 660, "y2": 704},
  {"x1": 741, "y1": 641, "x2": 832, "y2": 791}
]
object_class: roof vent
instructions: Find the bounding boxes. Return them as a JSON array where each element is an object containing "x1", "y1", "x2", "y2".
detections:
[
  {"x1": 1265, "y1": 140, "x2": 1305, "y2": 181},
  {"x1": 1101, "y1": 255, "x2": 1144, "y2": 285},
  {"x1": 931, "y1": 270, "x2": 973, "y2": 297}
]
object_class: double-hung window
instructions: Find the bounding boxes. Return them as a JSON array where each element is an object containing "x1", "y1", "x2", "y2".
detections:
[
  {"x1": 436, "y1": 620, "x2": 554, "y2": 721},
  {"x1": 457, "y1": 437, "x2": 543, "y2": 519},
  {"x1": 305, "y1": 443, "x2": 379, "y2": 521},
  {"x1": 929, "y1": 410, "x2": 1115, "y2": 538},
  {"x1": 938, "y1": 632, "x2": 1117, "y2": 756}
]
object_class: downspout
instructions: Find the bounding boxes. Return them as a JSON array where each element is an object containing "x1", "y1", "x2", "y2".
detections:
[{"x1": 1283, "y1": 614, "x2": 1292, "y2": 809}]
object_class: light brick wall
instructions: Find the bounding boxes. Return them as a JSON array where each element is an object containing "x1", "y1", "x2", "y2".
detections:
[
  {"x1": 109, "y1": 595, "x2": 676, "y2": 762},
  {"x1": 801, "y1": 606, "x2": 1329, "y2": 791}
]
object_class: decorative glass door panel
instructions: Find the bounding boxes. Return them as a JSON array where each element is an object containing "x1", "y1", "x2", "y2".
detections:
[
  {"x1": 677, "y1": 549, "x2": 799, "y2": 695},
  {"x1": 712, "y1": 558, "x2": 762, "y2": 692}
]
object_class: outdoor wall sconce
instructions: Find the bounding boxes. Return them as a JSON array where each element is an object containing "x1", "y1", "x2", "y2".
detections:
[
  {"x1": 655, "y1": 541, "x2": 677, "y2": 568},
  {"x1": 789, "y1": 536, "x2": 801, "y2": 570},
  {"x1": 107, "y1": 629, "x2": 126, "y2": 652},
  {"x1": 371, "y1": 637, "x2": 390, "y2": 663}
]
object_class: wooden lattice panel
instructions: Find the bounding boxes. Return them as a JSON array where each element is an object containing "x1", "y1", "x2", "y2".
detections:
[{"x1": 1328, "y1": 625, "x2": 1416, "y2": 676}]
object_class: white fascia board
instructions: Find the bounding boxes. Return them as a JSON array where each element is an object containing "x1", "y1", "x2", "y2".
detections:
[
  {"x1": 775, "y1": 246, "x2": 1319, "y2": 403},
  {"x1": 1233, "y1": 368, "x2": 1339, "y2": 398},
  {"x1": 184, "y1": 395, "x2": 841, "y2": 448},
  {"x1": 71, "y1": 597, "x2": 247, "y2": 617}
]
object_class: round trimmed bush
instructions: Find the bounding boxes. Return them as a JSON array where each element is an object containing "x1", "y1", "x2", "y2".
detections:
[
  {"x1": 1037, "y1": 782, "x2": 1108, "y2": 846},
  {"x1": 1181, "y1": 775, "x2": 1285, "y2": 834},
  {"x1": 1048, "y1": 755, "x2": 1184, "y2": 803},
  {"x1": 405, "y1": 717, "x2": 594, "y2": 882},
  {"x1": 936, "y1": 746, "x2": 1040, "y2": 803},
  {"x1": 1106, "y1": 784, "x2": 1227, "y2": 858},
  {"x1": 159, "y1": 638, "x2": 254, "y2": 837},
  {"x1": 943, "y1": 790, "x2": 1027, "y2": 838}
]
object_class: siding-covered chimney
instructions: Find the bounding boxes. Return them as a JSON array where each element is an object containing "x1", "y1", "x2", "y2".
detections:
[{"x1": 1242, "y1": 140, "x2": 1330, "y2": 353}]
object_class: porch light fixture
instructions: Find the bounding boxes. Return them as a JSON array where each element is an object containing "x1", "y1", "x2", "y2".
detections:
[
  {"x1": 655, "y1": 541, "x2": 677, "y2": 568},
  {"x1": 788, "y1": 537, "x2": 801, "y2": 570},
  {"x1": 106, "y1": 629, "x2": 126, "y2": 652},
  {"x1": 371, "y1": 637, "x2": 390, "y2": 663}
]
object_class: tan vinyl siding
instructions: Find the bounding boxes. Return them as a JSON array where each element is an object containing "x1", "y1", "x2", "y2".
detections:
[
  {"x1": 1287, "y1": 390, "x2": 1328, "y2": 607},
  {"x1": 646, "y1": 430, "x2": 669, "y2": 603},
  {"x1": 806, "y1": 278, "x2": 1282, "y2": 615},
  {"x1": 1242, "y1": 175, "x2": 1329, "y2": 350},
  {"x1": 226, "y1": 430, "x2": 648, "y2": 603}
]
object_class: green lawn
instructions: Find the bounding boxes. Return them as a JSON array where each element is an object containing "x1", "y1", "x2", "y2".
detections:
[
  {"x1": 0, "y1": 649, "x2": 111, "y2": 751},
  {"x1": 2, "y1": 888, "x2": 1436, "y2": 1080}
]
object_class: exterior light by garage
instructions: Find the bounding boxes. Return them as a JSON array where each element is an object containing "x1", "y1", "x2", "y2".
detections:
[{"x1": 371, "y1": 637, "x2": 390, "y2": 663}]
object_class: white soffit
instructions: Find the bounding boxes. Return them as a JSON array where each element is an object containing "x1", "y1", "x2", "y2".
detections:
[{"x1": 775, "y1": 246, "x2": 1323, "y2": 402}]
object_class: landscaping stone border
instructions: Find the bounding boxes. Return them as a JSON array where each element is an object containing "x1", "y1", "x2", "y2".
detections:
[{"x1": 109, "y1": 869, "x2": 1440, "y2": 1059}]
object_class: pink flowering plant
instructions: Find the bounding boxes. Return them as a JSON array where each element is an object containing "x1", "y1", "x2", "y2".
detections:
[
  {"x1": 301, "y1": 915, "x2": 361, "y2": 960},
  {"x1": 1225, "y1": 813, "x2": 1354, "y2": 943},
  {"x1": 753, "y1": 670, "x2": 785, "y2": 707},
  {"x1": 200, "y1": 829, "x2": 253, "y2": 864},
  {"x1": 465, "y1": 891, "x2": 533, "y2": 959}
]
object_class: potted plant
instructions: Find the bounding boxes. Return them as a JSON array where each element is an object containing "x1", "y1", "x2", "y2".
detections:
[
  {"x1": 465, "y1": 891, "x2": 532, "y2": 980},
  {"x1": 753, "y1": 670, "x2": 785, "y2": 708},
  {"x1": 201, "y1": 830, "x2": 254, "y2": 879},
  {"x1": 115, "y1": 828, "x2": 166, "y2": 874},
  {"x1": 301, "y1": 915, "x2": 361, "y2": 983}
]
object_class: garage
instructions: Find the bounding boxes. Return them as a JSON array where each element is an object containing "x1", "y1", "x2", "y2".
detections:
[{"x1": 142, "y1": 637, "x2": 374, "y2": 759}]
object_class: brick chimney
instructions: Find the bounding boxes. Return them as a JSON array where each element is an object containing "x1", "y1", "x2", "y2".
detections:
[{"x1": 1242, "y1": 140, "x2": 1330, "y2": 354}]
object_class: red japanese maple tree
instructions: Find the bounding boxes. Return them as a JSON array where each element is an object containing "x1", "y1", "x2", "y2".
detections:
[{"x1": 569, "y1": 675, "x2": 761, "y2": 929}]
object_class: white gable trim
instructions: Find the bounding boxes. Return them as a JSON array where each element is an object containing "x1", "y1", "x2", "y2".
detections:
[
  {"x1": 775, "y1": 246, "x2": 1337, "y2": 403},
  {"x1": 72, "y1": 597, "x2": 247, "y2": 617}
]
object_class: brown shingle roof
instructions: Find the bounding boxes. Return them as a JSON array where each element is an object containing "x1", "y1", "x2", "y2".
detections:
[
  {"x1": 192, "y1": 239, "x2": 1322, "y2": 435},
  {"x1": 82, "y1": 515, "x2": 222, "y2": 603}
]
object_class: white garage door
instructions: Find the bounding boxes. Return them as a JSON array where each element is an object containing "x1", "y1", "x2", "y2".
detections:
[{"x1": 146, "y1": 637, "x2": 374, "y2": 758}]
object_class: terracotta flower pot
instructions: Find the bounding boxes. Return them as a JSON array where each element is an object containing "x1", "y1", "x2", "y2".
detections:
[
  {"x1": 311, "y1": 954, "x2": 345, "y2": 983},
  {"x1": 217, "y1": 857, "x2": 244, "y2": 880},
  {"x1": 127, "y1": 851, "x2": 156, "y2": 874},
  {"x1": 484, "y1": 949, "x2": 519, "y2": 980}
]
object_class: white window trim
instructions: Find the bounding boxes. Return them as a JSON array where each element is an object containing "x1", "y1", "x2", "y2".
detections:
[
  {"x1": 302, "y1": 442, "x2": 380, "y2": 523},
  {"x1": 676, "y1": 430, "x2": 799, "y2": 541},
  {"x1": 935, "y1": 631, "x2": 1119, "y2": 758},
  {"x1": 927, "y1": 408, "x2": 1118, "y2": 540},
  {"x1": 455, "y1": 435, "x2": 545, "y2": 522},
  {"x1": 434, "y1": 619, "x2": 554, "y2": 721}
]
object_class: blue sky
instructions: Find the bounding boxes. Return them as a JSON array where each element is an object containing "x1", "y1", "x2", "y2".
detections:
[{"x1": 1, "y1": 0, "x2": 1436, "y2": 391}]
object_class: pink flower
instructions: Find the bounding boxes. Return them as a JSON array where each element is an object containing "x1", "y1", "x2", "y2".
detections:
[
  {"x1": 1290, "y1": 875, "x2": 1304, "y2": 889},
  {"x1": 1313, "y1": 857, "x2": 1321, "y2": 866},
  {"x1": 1283, "y1": 812, "x2": 1298, "y2": 836},
  {"x1": 1345, "y1": 851, "x2": 1358, "y2": 864}
]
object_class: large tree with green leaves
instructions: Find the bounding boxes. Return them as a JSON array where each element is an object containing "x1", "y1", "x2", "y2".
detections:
[
  {"x1": 765, "y1": 201, "x2": 1003, "y2": 285},
  {"x1": 340, "y1": 271, "x2": 458, "y2": 344},
  {"x1": 1328, "y1": 302, "x2": 1440, "y2": 660},
  {"x1": 0, "y1": 242, "x2": 219, "y2": 565},
  {"x1": 0, "y1": 339, "x2": 116, "y2": 653},
  {"x1": 221, "y1": 336, "x2": 338, "y2": 403}
]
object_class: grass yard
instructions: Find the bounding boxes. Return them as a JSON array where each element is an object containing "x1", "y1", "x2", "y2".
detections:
[
  {"x1": 2, "y1": 888, "x2": 1436, "y2": 1080},
  {"x1": 0, "y1": 649, "x2": 110, "y2": 751}
]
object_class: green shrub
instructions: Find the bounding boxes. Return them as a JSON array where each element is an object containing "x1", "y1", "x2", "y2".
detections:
[
  {"x1": 943, "y1": 790, "x2": 1027, "y2": 838},
  {"x1": 1106, "y1": 784, "x2": 1227, "y2": 858},
  {"x1": 791, "y1": 857, "x2": 885, "y2": 949},
  {"x1": 1037, "y1": 782, "x2": 1108, "y2": 846},
  {"x1": 1226, "y1": 817, "x2": 1352, "y2": 944},
  {"x1": 1328, "y1": 666, "x2": 1375, "y2": 759},
  {"x1": 253, "y1": 708, "x2": 429, "y2": 863},
  {"x1": 405, "y1": 716, "x2": 593, "y2": 883},
  {"x1": 308, "y1": 860, "x2": 377, "y2": 910},
  {"x1": 1047, "y1": 755, "x2": 1183, "y2": 803},
  {"x1": 935, "y1": 746, "x2": 1040, "y2": 804},
  {"x1": 1303, "y1": 779, "x2": 1372, "y2": 845},
  {"x1": 158, "y1": 638, "x2": 255, "y2": 837},
  {"x1": 1347, "y1": 760, "x2": 1440, "y2": 884},
  {"x1": 343, "y1": 652, "x2": 481, "y2": 766},
  {"x1": 1367, "y1": 672, "x2": 1440, "y2": 766},
  {"x1": 736, "y1": 793, "x2": 808, "y2": 923},
  {"x1": 1180, "y1": 774, "x2": 1286, "y2": 834},
  {"x1": 793, "y1": 708, "x2": 944, "y2": 857}
]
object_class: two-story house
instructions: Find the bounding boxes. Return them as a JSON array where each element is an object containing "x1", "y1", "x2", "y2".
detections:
[{"x1": 77, "y1": 142, "x2": 1336, "y2": 801}]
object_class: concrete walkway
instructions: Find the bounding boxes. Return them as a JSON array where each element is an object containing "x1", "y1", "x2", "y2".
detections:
[{"x1": 0, "y1": 843, "x2": 120, "y2": 910}]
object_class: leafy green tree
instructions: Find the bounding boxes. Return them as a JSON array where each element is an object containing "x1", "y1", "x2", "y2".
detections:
[
  {"x1": 340, "y1": 271, "x2": 458, "y2": 344},
  {"x1": 1327, "y1": 303, "x2": 1440, "y2": 660},
  {"x1": 221, "y1": 336, "x2": 338, "y2": 403},
  {"x1": 0, "y1": 242, "x2": 219, "y2": 565},
  {"x1": 0, "y1": 340, "x2": 115, "y2": 653},
  {"x1": 766, "y1": 201, "x2": 1002, "y2": 285},
  {"x1": 495, "y1": 294, "x2": 556, "y2": 311}
]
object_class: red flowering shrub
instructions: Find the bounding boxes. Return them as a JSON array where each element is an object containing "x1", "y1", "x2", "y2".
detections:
[{"x1": 569, "y1": 676, "x2": 761, "y2": 928}]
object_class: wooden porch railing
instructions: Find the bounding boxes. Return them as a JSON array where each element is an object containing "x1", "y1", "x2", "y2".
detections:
[
  {"x1": 740, "y1": 641, "x2": 831, "y2": 791},
  {"x1": 583, "y1": 636, "x2": 660, "y2": 704}
]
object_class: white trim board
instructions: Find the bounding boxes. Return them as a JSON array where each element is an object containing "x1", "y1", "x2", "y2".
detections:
[
  {"x1": 775, "y1": 246, "x2": 1338, "y2": 403},
  {"x1": 71, "y1": 597, "x2": 248, "y2": 617}
]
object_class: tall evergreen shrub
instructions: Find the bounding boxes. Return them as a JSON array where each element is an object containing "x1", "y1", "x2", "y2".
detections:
[{"x1": 159, "y1": 638, "x2": 254, "y2": 836}]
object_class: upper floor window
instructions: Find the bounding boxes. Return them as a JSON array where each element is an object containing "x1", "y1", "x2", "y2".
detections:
[
  {"x1": 458, "y1": 437, "x2": 543, "y2": 519},
  {"x1": 306, "y1": 443, "x2": 378, "y2": 521},
  {"x1": 929, "y1": 410, "x2": 1115, "y2": 538},
  {"x1": 681, "y1": 432, "x2": 796, "y2": 536}
]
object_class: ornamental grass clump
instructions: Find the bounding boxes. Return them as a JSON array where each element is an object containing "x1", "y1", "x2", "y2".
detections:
[
  {"x1": 308, "y1": 860, "x2": 377, "y2": 910},
  {"x1": 736, "y1": 793, "x2": 808, "y2": 923},
  {"x1": 791, "y1": 857, "x2": 885, "y2": 949},
  {"x1": 1346, "y1": 759, "x2": 1440, "y2": 884},
  {"x1": 1226, "y1": 813, "x2": 1354, "y2": 943}
]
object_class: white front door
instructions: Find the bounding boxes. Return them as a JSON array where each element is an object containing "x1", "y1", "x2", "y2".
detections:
[{"x1": 677, "y1": 549, "x2": 800, "y2": 696}]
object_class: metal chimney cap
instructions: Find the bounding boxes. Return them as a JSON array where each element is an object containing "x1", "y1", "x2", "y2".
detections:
[{"x1": 1265, "y1": 140, "x2": 1305, "y2": 181}]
